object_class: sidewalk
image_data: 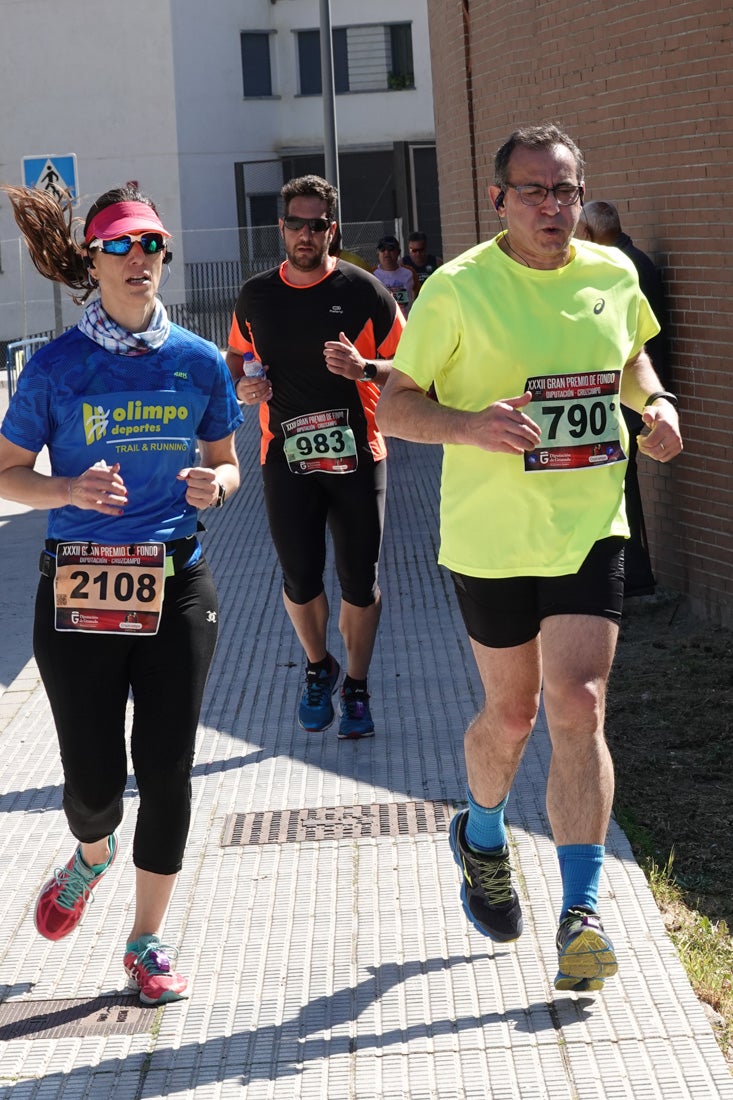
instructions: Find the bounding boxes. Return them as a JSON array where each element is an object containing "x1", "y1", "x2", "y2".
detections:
[{"x1": 0, "y1": 409, "x2": 730, "y2": 1099}]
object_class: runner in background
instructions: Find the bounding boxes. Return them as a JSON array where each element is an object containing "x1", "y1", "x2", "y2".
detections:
[
  {"x1": 226, "y1": 175, "x2": 404, "y2": 740},
  {"x1": 402, "y1": 231, "x2": 442, "y2": 286},
  {"x1": 373, "y1": 235, "x2": 419, "y2": 317}
]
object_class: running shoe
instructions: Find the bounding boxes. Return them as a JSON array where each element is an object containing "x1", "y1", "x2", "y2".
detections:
[
  {"x1": 34, "y1": 834, "x2": 117, "y2": 941},
  {"x1": 448, "y1": 809, "x2": 523, "y2": 942},
  {"x1": 554, "y1": 906, "x2": 618, "y2": 991},
  {"x1": 338, "y1": 686, "x2": 375, "y2": 739},
  {"x1": 298, "y1": 656, "x2": 340, "y2": 731},
  {"x1": 124, "y1": 935, "x2": 189, "y2": 1005}
]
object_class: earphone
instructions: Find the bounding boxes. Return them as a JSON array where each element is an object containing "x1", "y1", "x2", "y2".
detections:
[{"x1": 494, "y1": 190, "x2": 505, "y2": 212}]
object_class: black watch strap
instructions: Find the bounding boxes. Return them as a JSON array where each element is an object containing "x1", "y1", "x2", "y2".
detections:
[
  {"x1": 644, "y1": 390, "x2": 678, "y2": 410},
  {"x1": 359, "y1": 361, "x2": 377, "y2": 382},
  {"x1": 214, "y1": 482, "x2": 226, "y2": 508}
]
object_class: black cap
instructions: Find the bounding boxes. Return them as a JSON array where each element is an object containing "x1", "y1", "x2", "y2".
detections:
[{"x1": 377, "y1": 235, "x2": 400, "y2": 250}]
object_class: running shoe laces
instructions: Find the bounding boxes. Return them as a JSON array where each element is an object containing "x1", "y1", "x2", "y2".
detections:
[
  {"x1": 124, "y1": 936, "x2": 189, "y2": 1005},
  {"x1": 304, "y1": 672, "x2": 331, "y2": 708},
  {"x1": 298, "y1": 656, "x2": 340, "y2": 731},
  {"x1": 34, "y1": 835, "x2": 117, "y2": 941},
  {"x1": 54, "y1": 859, "x2": 98, "y2": 911},
  {"x1": 448, "y1": 810, "x2": 523, "y2": 942},
  {"x1": 338, "y1": 686, "x2": 375, "y2": 739},
  {"x1": 472, "y1": 851, "x2": 514, "y2": 906}
]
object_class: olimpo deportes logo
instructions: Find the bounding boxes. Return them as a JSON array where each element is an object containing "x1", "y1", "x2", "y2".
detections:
[{"x1": 83, "y1": 399, "x2": 189, "y2": 445}]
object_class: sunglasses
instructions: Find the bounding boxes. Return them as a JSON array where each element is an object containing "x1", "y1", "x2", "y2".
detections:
[
  {"x1": 90, "y1": 233, "x2": 167, "y2": 256},
  {"x1": 282, "y1": 216, "x2": 331, "y2": 233}
]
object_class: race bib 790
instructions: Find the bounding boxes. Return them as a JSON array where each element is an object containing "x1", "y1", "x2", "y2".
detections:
[{"x1": 523, "y1": 371, "x2": 626, "y2": 472}]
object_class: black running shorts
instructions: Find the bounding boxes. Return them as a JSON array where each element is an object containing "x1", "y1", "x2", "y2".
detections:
[{"x1": 450, "y1": 537, "x2": 626, "y2": 649}]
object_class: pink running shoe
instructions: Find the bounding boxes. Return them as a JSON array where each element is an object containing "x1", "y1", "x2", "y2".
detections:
[
  {"x1": 34, "y1": 835, "x2": 117, "y2": 941},
  {"x1": 124, "y1": 936, "x2": 189, "y2": 1005}
]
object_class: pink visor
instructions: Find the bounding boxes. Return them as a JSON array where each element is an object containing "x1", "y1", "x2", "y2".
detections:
[{"x1": 85, "y1": 201, "x2": 171, "y2": 243}]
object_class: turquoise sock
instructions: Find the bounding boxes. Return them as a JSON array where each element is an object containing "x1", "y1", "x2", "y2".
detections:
[
  {"x1": 465, "y1": 788, "x2": 508, "y2": 853},
  {"x1": 557, "y1": 843, "x2": 605, "y2": 917}
]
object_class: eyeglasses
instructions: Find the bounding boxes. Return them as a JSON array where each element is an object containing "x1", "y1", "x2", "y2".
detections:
[
  {"x1": 282, "y1": 216, "x2": 331, "y2": 233},
  {"x1": 506, "y1": 183, "x2": 583, "y2": 207},
  {"x1": 90, "y1": 233, "x2": 167, "y2": 256}
]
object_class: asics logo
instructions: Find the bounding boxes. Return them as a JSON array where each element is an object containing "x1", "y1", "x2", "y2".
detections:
[{"x1": 593, "y1": 298, "x2": 606, "y2": 314}]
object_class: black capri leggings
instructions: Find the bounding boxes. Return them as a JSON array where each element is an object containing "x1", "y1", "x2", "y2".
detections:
[
  {"x1": 33, "y1": 558, "x2": 219, "y2": 876},
  {"x1": 262, "y1": 456, "x2": 387, "y2": 607}
]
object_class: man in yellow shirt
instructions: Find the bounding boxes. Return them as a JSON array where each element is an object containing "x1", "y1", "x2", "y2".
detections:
[{"x1": 377, "y1": 123, "x2": 682, "y2": 992}]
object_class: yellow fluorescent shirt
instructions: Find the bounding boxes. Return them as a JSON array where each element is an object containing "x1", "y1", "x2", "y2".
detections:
[{"x1": 391, "y1": 235, "x2": 660, "y2": 578}]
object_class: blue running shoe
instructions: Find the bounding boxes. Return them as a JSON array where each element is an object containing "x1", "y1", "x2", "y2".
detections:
[
  {"x1": 448, "y1": 810, "x2": 523, "y2": 942},
  {"x1": 298, "y1": 656, "x2": 340, "y2": 731},
  {"x1": 337, "y1": 687, "x2": 375, "y2": 739},
  {"x1": 554, "y1": 906, "x2": 618, "y2": 991}
]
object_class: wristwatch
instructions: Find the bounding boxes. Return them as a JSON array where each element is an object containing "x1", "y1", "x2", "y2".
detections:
[
  {"x1": 213, "y1": 482, "x2": 226, "y2": 508},
  {"x1": 644, "y1": 390, "x2": 678, "y2": 410},
  {"x1": 359, "y1": 361, "x2": 378, "y2": 382}
]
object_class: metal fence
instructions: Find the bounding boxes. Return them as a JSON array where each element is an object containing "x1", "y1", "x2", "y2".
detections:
[{"x1": 4, "y1": 336, "x2": 51, "y2": 396}]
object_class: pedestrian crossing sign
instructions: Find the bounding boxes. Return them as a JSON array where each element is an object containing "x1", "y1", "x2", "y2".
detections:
[{"x1": 21, "y1": 154, "x2": 79, "y2": 203}]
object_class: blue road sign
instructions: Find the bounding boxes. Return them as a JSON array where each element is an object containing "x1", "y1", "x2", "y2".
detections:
[{"x1": 22, "y1": 154, "x2": 78, "y2": 202}]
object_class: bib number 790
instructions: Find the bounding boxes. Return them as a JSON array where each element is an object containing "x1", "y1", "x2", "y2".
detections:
[{"x1": 542, "y1": 400, "x2": 609, "y2": 440}]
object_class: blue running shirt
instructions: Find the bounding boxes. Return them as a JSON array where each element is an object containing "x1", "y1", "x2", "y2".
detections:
[{"x1": 1, "y1": 324, "x2": 243, "y2": 544}]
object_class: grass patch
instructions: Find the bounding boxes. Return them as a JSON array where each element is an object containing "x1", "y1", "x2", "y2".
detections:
[{"x1": 607, "y1": 592, "x2": 733, "y2": 1070}]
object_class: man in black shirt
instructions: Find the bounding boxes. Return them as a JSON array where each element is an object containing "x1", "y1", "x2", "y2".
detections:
[
  {"x1": 402, "y1": 231, "x2": 442, "y2": 286},
  {"x1": 226, "y1": 175, "x2": 404, "y2": 738},
  {"x1": 576, "y1": 201, "x2": 669, "y2": 597}
]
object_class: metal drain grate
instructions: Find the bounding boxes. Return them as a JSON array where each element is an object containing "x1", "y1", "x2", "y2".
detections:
[
  {"x1": 222, "y1": 799, "x2": 454, "y2": 846},
  {"x1": 0, "y1": 995, "x2": 156, "y2": 1040}
]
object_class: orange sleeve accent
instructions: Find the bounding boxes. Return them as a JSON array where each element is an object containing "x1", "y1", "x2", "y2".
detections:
[
  {"x1": 350, "y1": 311, "x2": 406, "y2": 461},
  {"x1": 227, "y1": 313, "x2": 254, "y2": 355},
  {"x1": 377, "y1": 310, "x2": 406, "y2": 358}
]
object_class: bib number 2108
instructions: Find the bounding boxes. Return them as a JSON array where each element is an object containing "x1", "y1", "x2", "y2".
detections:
[{"x1": 54, "y1": 542, "x2": 165, "y2": 634}]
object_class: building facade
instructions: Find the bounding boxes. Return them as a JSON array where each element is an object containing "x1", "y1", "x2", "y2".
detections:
[{"x1": 0, "y1": 0, "x2": 439, "y2": 338}]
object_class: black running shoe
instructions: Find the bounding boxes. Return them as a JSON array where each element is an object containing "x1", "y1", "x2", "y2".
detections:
[{"x1": 448, "y1": 809, "x2": 523, "y2": 942}]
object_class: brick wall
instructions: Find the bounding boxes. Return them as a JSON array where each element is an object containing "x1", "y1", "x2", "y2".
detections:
[{"x1": 427, "y1": 0, "x2": 733, "y2": 625}]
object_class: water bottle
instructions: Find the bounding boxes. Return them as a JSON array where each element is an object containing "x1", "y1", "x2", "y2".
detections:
[{"x1": 243, "y1": 350, "x2": 266, "y2": 380}]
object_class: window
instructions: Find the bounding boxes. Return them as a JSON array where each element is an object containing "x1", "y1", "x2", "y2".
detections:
[
  {"x1": 297, "y1": 29, "x2": 348, "y2": 95},
  {"x1": 297, "y1": 23, "x2": 413, "y2": 95},
  {"x1": 389, "y1": 24, "x2": 414, "y2": 90},
  {"x1": 249, "y1": 194, "x2": 280, "y2": 227},
  {"x1": 241, "y1": 32, "x2": 272, "y2": 97}
]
